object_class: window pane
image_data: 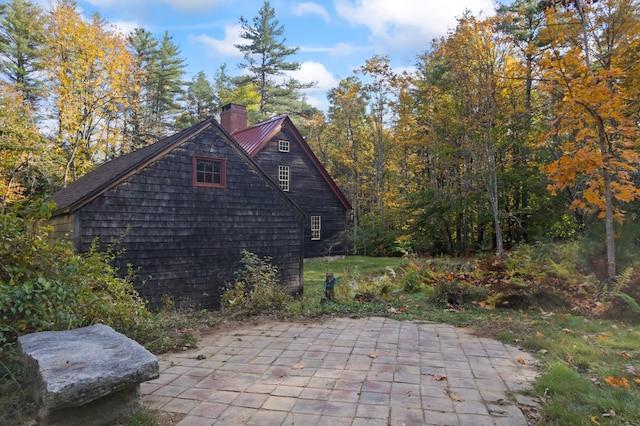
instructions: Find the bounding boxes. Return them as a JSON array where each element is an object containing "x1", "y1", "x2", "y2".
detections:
[
  {"x1": 311, "y1": 216, "x2": 321, "y2": 240},
  {"x1": 195, "y1": 158, "x2": 225, "y2": 187}
]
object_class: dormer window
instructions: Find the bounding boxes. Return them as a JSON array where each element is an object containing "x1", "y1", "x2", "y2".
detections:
[
  {"x1": 193, "y1": 156, "x2": 226, "y2": 188},
  {"x1": 279, "y1": 139, "x2": 290, "y2": 152}
]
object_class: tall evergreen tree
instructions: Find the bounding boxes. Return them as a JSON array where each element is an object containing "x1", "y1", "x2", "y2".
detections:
[
  {"x1": 174, "y1": 71, "x2": 217, "y2": 129},
  {"x1": 234, "y1": 1, "x2": 313, "y2": 118},
  {"x1": 0, "y1": 0, "x2": 45, "y2": 105},
  {"x1": 125, "y1": 30, "x2": 185, "y2": 142},
  {"x1": 126, "y1": 28, "x2": 158, "y2": 149},
  {"x1": 147, "y1": 31, "x2": 185, "y2": 137}
]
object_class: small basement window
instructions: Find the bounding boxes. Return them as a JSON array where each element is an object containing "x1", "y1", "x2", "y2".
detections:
[
  {"x1": 311, "y1": 216, "x2": 321, "y2": 240},
  {"x1": 279, "y1": 139, "x2": 290, "y2": 152},
  {"x1": 279, "y1": 165, "x2": 290, "y2": 191},
  {"x1": 193, "y1": 156, "x2": 226, "y2": 188}
]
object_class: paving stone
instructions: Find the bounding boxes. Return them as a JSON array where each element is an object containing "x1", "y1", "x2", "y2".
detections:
[
  {"x1": 188, "y1": 401, "x2": 226, "y2": 418},
  {"x1": 359, "y1": 391, "x2": 390, "y2": 405},
  {"x1": 389, "y1": 406, "x2": 425, "y2": 425},
  {"x1": 162, "y1": 397, "x2": 200, "y2": 414},
  {"x1": 262, "y1": 395, "x2": 297, "y2": 411},
  {"x1": 322, "y1": 401, "x2": 357, "y2": 417},
  {"x1": 231, "y1": 392, "x2": 268, "y2": 408},
  {"x1": 292, "y1": 397, "x2": 326, "y2": 414},
  {"x1": 247, "y1": 409, "x2": 289, "y2": 426},
  {"x1": 424, "y1": 410, "x2": 461, "y2": 426},
  {"x1": 272, "y1": 385, "x2": 304, "y2": 397},
  {"x1": 175, "y1": 415, "x2": 214, "y2": 426}
]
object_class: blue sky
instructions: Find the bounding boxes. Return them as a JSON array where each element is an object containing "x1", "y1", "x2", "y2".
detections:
[{"x1": 36, "y1": 0, "x2": 500, "y2": 110}]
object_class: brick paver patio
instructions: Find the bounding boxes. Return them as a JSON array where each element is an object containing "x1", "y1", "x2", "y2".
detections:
[{"x1": 142, "y1": 317, "x2": 538, "y2": 425}]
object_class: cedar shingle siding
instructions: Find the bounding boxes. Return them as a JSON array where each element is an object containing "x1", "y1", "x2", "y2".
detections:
[
  {"x1": 253, "y1": 127, "x2": 349, "y2": 257},
  {"x1": 49, "y1": 120, "x2": 304, "y2": 309}
]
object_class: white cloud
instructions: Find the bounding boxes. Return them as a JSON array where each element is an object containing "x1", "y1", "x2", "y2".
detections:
[
  {"x1": 287, "y1": 61, "x2": 338, "y2": 94},
  {"x1": 86, "y1": 0, "x2": 226, "y2": 13},
  {"x1": 292, "y1": 2, "x2": 331, "y2": 23},
  {"x1": 192, "y1": 24, "x2": 244, "y2": 58},
  {"x1": 108, "y1": 20, "x2": 140, "y2": 36},
  {"x1": 334, "y1": 0, "x2": 495, "y2": 51},
  {"x1": 300, "y1": 42, "x2": 370, "y2": 57},
  {"x1": 281, "y1": 61, "x2": 337, "y2": 112},
  {"x1": 393, "y1": 65, "x2": 417, "y2": 78}
]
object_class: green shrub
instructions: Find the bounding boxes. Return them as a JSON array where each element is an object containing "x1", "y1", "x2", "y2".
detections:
[
  {"x1": 221, "y1": 250, "x2": 293, "y2": 316},
  {"x1": 428, "y1": 276, "x2": 489, "y2": 307},
  {"x1": 0, "y1": 203, "x2": 149, "y2": 349},
  {"x1": 400, "y1": 262, "x2": 433, "y2": 293}
]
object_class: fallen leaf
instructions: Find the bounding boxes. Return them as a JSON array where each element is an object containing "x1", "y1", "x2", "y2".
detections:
[
  {"x1": 517, "y1": 358, "x2": 526, "y2": 364},
  {"x1": 536, "y1": 332, "x2": 545, "y2": 338},
  {"x1": 634, "y1": 378, "x2": 640, "y2": 384},
  {"x1": 604, "y1": 376, "x2": 630, "y2": 389},
  {"x1": 538, "y1": 349, "x2": 548, "y2": 355},
  {"x1": 291, "y1": 363, "x2": 304, "y2": 370},
  {"x1": 625, "y1": 365, "x2": 637, "y2": 375},
  {"x1": 445, "y1": 389, "x2": 463, "y2": 402},
  {"x1": 368, "y1": 353, "x2": 378, "y2": 359},
  {"x1": 433, "y1": 374, "x2": 447, "y2": 381},
  {"x1": 617, "y1": 352, "x2": 632, "y2": 360},
  {"x1": 591, "y1": 416, "x2": 600, "y2": 424},
  {"x1": 565, "y1": 354, "x2": 573, "y2": 362},
  {"x1": 601, "y1": 410, "x2": 616, "y2": 417},
  {"x1": 561, "y1": 328, "x2": 575, "y2": 333}
]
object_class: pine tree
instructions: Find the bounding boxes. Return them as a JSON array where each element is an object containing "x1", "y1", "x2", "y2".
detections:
[
  {"x1": 234, "y1": 1, "x2": 313, "y2": 118},
  {"x1": 147, "y1": 31, "x2": 185, "y2": 136},
  {"x1": 0, "y1": 0, "x2": 45, "y2": 104},
  {"x1": 126, "y1": 28, "x2": 158, "y2": 149},
  {"x1": 174, "y1": 71, "x2": 217, "y2": 129}
]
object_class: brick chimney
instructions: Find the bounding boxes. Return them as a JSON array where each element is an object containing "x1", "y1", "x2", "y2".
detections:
[{"x1": 220, "y1": 103, "x2": 248, "y2": 134}]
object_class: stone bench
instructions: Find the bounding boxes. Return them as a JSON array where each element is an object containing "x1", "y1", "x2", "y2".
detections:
[{"x1": 17, "y1": 324, "x2": 159, "y2": 426}]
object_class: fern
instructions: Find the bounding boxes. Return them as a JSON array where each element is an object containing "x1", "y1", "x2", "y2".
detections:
[
  {"x1": 613, "y1": 267, "x2": 634, "y2": 294},
  {"x1": 614, "y1": 292, "x2": 640, "y2": 314}
]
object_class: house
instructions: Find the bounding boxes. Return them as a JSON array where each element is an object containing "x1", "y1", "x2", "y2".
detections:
[
  {"x1": 48, "y1": 118, "x2": 305, "y2": 310},
  {"x1": 221, "y1": 104, "x2": 352, "y2": 258}
]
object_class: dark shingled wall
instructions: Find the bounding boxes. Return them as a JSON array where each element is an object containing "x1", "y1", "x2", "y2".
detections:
[
  {"x1": 67, "y1": 125, "x2": 303, "y2": 309},
  {"x1": 252, "y1": 127, "x2": 348, "y2": 258}
]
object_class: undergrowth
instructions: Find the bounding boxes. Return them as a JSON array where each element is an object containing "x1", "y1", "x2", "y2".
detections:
[{"x1": 3, "y1": 239, "x2": 640, "y2": 425}]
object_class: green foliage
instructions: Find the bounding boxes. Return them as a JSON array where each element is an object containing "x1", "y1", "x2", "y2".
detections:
[
  {"x1": 428, "y1": 276, "x2": 489, "y2": 307},
  {"x1": 118, "y1": 307, "x2": 216, "y2": 354},
  {"x1": 234, "y1": 1, "x2": 314, "y2": 117},
  {"x1": 0, "y1": 203, "x2": 149, "y2": 348},
  {"x1": 400, "y1": 261, "x2": 435, "y2": 293},
  {"x1": 127, "y1": 408, "x2": 157, "y2": 426},
  {"x1": 221, "y1": 250, "x2": 293, "y2": 316},
  {"x1": 0, "y1": 0, "x2": 45, "y2": 104}
]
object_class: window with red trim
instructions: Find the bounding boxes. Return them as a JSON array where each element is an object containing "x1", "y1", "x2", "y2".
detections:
[{"x1": 193, "y1": 156, "x2": 226, "y2": 188}]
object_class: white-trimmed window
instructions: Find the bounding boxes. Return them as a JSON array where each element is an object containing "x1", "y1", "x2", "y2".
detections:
[
  {"x1": 311, "y1": 216, "x2": 321, "y2": 240},
  {"x1": 279, "y1": 139, "x2": 290, "y2": 152},
  {"x1": 278, "y1": 165, "x2": 290, "y2": 191}
]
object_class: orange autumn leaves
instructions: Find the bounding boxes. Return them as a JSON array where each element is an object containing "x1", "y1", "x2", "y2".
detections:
[
  {"x1": 603, "y1": 376, "x2": 632, "y2": 389},
  {"x1": 541, "y1": 1, "x2": 640, "y2": 220}
]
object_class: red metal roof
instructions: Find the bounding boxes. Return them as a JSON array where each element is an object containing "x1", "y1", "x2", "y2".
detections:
[{"x1": 233, "y1": 116, "x2": 285, "y2": 156}]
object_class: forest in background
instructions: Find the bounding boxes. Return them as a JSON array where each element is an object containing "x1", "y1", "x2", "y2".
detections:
[{"x1": 1, "y1": 0, "x2": 639, "y2": 283}]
